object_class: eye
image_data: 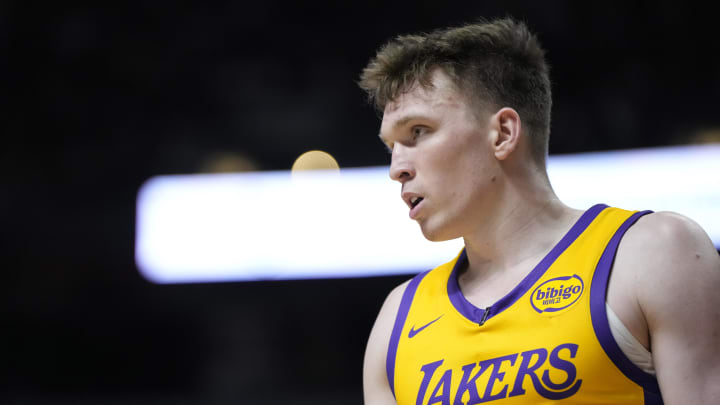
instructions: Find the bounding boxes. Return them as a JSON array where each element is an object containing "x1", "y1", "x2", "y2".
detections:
[{"x1": 411, "y1": 126, "x2": 428, "y2": 140}]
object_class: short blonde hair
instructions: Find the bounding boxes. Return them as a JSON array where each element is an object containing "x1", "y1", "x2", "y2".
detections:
[{"x1": 359, "y1": 18, "x2": 552, "y2": 166}]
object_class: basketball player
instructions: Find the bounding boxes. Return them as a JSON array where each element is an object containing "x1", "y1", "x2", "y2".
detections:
[{"x1": 358, "y1": 18, "x2": 720, "y2": 404}]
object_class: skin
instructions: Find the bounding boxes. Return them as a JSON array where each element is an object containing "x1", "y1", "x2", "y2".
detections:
[{"x1": 364, "y1": 68, "x2": 720, "y2": 404}]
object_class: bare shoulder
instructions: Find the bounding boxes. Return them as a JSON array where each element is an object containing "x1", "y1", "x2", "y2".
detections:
[
  {"x1": 623, "y1": 210, "x2": 713, "y2": 247},
  {"x1": 362, "y1": 278, "x2": 412, "y2": 405},
  {"x1": 383, "y1": 278, "x2": 413, "y2": 316},
  {"x1": 373, "y1": 278, "x2": 413, "y2": 335},
  {"x1": 617, "y1": 211, "x2": 719, "y2": 272},
  {"x1": 368, "y1": 279, "x2": 413, "y2": 349},
  {"x1": 616, "y1": 211, "x2": 719, "y2": 313},
  {"x1": 617, "y1": 211, "x2": 720, "y2": 401}
]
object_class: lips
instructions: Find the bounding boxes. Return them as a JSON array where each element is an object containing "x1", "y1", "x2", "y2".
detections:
[
  {"x1": 409, "y1": 198, "x2": 425, "y2": 219},
  {"x1": 401, "y1": 191, "x2": 425, "y2": 219},
  {"x1": 402, "y1": 191, "x2": 424, "y2": 210}
]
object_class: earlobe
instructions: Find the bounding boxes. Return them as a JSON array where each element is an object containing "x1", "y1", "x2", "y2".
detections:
[{"x1": 492, "y1": 108, "x2": 521, "y2": 161}]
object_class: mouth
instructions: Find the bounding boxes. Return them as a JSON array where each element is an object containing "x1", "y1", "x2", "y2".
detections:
[
  {"x1": 410, "y1": 196, "x2": 424, "y2": 209},
  {"x1": 402, "y1": 192, "x2": 425, "y2": 219},
  {"x1": 408, "y1": 196, "x2": 425, "y2": 220}
]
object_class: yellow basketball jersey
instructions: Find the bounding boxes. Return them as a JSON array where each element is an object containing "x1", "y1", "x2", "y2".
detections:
[{"x1": 387, "y1": 204, "x2": 663, "y2": 404}]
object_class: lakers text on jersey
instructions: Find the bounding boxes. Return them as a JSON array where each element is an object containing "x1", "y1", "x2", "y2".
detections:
[{"x1": 387, "y1": 204, "x2": 663, "y2": 405}]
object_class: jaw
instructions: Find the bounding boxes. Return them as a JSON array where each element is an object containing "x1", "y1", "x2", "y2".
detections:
[{"x1": 417, "y1": 215, "x2": 463, "y2": 242}]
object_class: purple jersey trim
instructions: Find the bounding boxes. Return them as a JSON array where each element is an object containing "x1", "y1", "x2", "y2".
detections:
[
  {"x1": 590, "y1": 209, "x2": 664, "y2": 402},
  {"x1": 447, "y1": 203, "x2": 608, "y2": 324},
  {"x1": 386, "y1": 269, "x2": 430, "y2": 398}
]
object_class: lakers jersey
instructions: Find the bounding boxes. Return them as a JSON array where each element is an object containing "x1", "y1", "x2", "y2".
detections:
[{"x1": 387, "y1": 204, "x2": 664, "y2": 404}]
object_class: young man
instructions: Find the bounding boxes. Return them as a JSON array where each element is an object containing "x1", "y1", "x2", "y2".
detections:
[{"x1": 358, "y1": 18, "x2": 720, "y2": 405}]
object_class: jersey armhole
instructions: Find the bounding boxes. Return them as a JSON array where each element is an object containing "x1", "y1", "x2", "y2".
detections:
[
  {"x1": 386, "y1": 270, "x2": 431, "y2": 398},
  {"x1": 589, "y1": 210, "x2": 664, "y2": 404}
]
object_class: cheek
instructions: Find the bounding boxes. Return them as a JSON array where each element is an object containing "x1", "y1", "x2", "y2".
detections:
[{"x1": 453, "y1": 149, "x2": 491, "y2": 184}]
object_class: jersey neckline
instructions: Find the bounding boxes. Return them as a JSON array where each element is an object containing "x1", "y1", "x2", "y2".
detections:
[{"x1": 446, "y1": 203, "x2": 608, "y2": 325}]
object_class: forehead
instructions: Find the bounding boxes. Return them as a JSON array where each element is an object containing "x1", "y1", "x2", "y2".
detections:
[
  {"x1": 385, "y1": 70, "x2": 462, "y2": 114},
  {"x1": 380, "y1": 71, "x2": 466, "y2": 133}
]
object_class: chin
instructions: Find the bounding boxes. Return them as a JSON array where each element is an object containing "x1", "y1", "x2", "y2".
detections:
[{"x1": 419, "y1": 221, "x2": 458, "y2": 242}]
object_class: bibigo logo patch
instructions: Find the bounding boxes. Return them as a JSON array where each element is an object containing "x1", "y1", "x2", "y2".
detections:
[{"x1": 530, "y1": 275, "x2": 584, "y2": 314}]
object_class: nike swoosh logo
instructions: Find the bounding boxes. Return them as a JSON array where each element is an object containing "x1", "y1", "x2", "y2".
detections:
[{"x1": 408, "y1": 315, "x2": 443, "y2": 338}]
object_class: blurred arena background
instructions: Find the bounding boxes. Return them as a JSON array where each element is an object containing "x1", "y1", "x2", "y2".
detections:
[{"x1": 2, "y1": 1, "x2": 719, "y2": 404}]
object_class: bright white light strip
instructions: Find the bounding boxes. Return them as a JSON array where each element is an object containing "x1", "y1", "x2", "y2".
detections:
[
  {"x1": 136, "y1": 144, "x2": 720, "y2": 283},
  {"x1": 547, "y1": 144, "x2": 720, "y2": 242}
]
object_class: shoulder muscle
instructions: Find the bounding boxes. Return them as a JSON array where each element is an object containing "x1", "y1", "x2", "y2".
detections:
[
  {"x1": 363, "y1": 279, "x2": 411, "y2": 405},
  {"x1": 618, "y1": 211, "x2": 720, "y2": 403}
]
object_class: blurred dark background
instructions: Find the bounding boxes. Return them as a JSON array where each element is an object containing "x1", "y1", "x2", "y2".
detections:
[{"x1": 3, "y1": 1, "x2": 719, "y2": 404}]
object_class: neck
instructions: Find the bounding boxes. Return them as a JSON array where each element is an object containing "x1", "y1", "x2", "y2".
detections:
[{"x1": 462, "y1": 172, "x2": 581, "y2": 278}]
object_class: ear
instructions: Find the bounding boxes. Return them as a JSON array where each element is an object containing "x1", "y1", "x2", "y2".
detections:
[{"x1": 489, "y1": 107, "x2": 521, "y2": 161}]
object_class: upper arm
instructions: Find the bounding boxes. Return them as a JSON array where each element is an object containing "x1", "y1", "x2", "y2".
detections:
[
  {"x1": 621, "y1": 212, "x2": 720, "y2": 403},
  {"x1": 363, "y1": 280, "x2": 410, "y2": 405}
]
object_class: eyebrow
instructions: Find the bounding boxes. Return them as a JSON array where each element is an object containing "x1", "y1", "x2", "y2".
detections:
[{"x1": 378, "y1": 114, "x2": 427, "y2": 144}]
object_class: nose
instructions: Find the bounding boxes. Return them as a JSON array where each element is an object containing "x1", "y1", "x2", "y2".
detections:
[{"x1": 389, "y1": 144, "x2": 415, "y2": 183}]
